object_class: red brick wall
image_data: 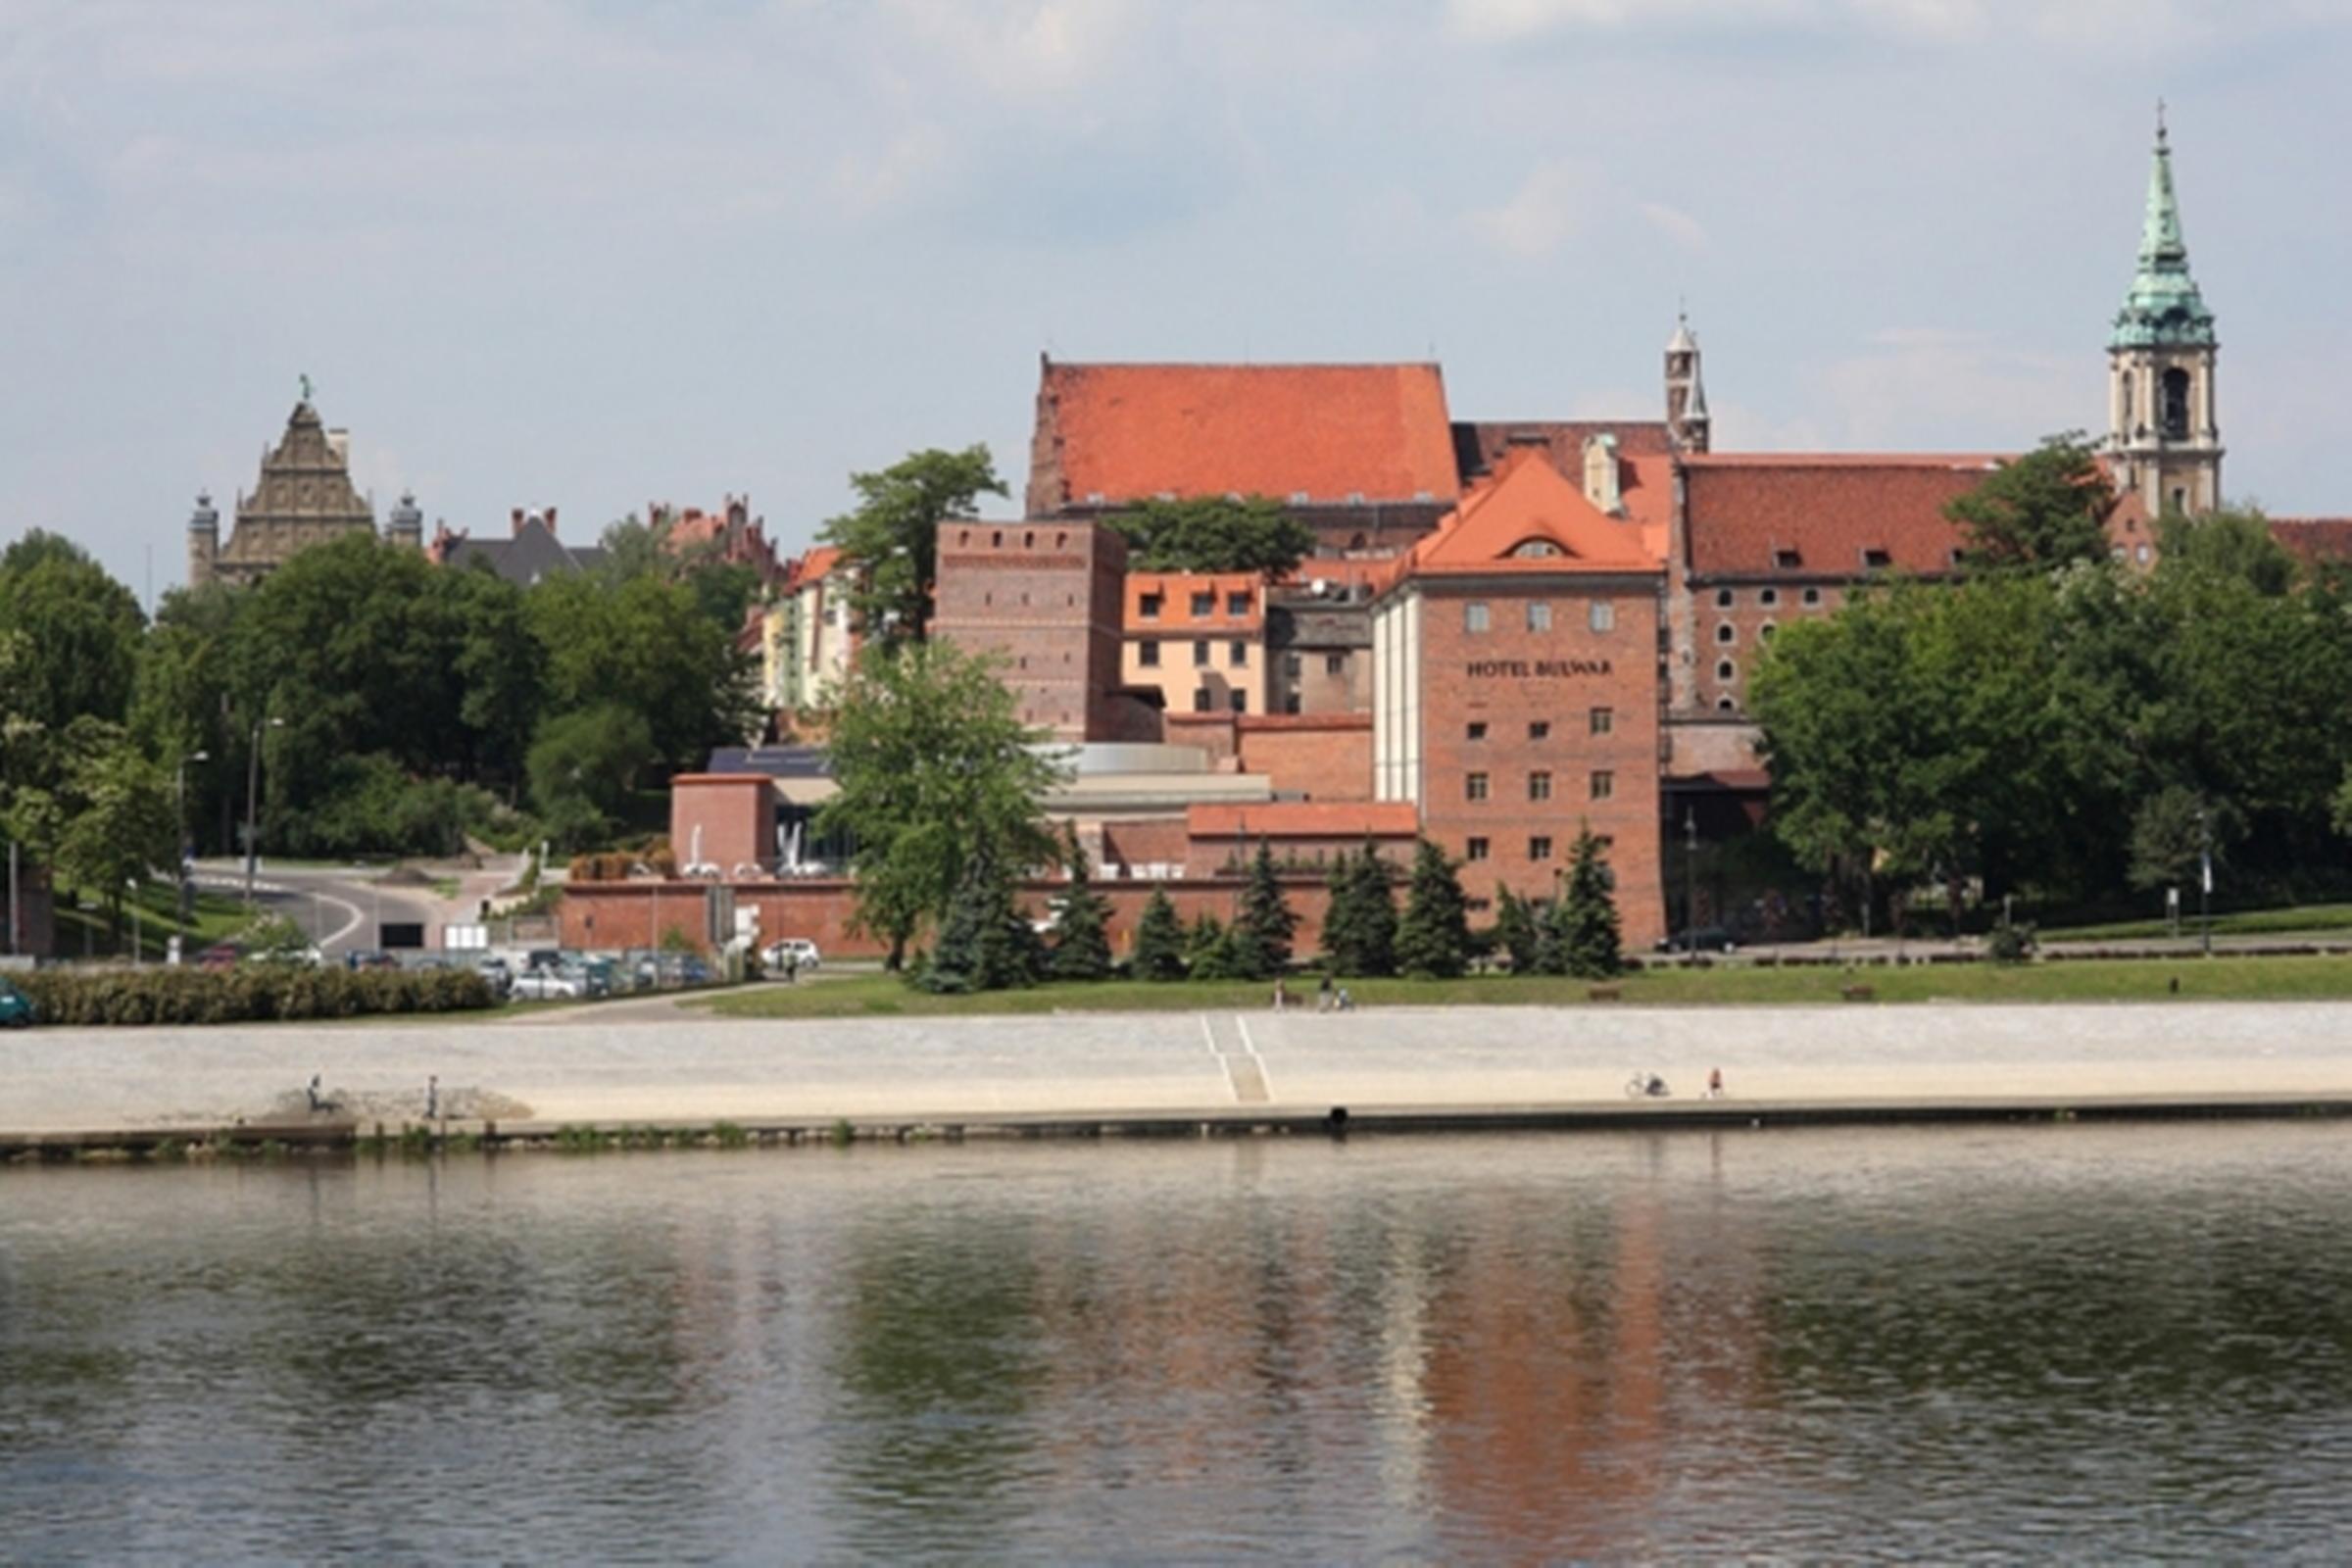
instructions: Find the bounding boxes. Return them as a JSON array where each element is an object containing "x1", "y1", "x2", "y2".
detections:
[
  {"x1": 1411, "y1": 578, "x2": 1668, "y2": 943},
  {"x1": 1163, "y1": 712, "x2": 1238, "y2": 764},
  {"x1": 670, "y1": 775, "x2": 776, "y2": 875},
  {"x1": 933, "y1": 520, "x2": 1128, "y2": 741},
  {"x1": 562, "y1": 875, "x2": 1343, "y2": 963},
  {"x1": 1690, "y1": 581, "x2": 1844, "y2": 714},
  {"x1": 1101, "y1": 817, "x2": 1190, "y2": 872},
  {"x1": 1237, "y1": 716, "x2": 1372, "y2": 800}
]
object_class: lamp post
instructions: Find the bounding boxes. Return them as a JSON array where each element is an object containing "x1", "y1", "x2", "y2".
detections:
[
  {"x1": 127, "y1": 879, "x2": 142, "y2": 967},
  {"x1": 243, "y1": 716, "x2": 284, "y2": 908},
  {"x1": 2197, "y1": 807, "x2": 2213, "y2": 956},
  {"x1": 1683, "y1": 808, "x2": 1699, "y2": 957},
  {"x1": 176, "y1": 750, "x2": 209, "y2": 927}
]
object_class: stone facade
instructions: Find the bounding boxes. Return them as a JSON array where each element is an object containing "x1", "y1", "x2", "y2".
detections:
[{"x1": 188, "y1": 400, "x2": 391, "y2": 588}]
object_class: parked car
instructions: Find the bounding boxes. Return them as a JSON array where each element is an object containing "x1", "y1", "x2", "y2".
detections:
[
  {"x1": 1653, "y1": 926, "x2": 1738, "y2": 955},
  {"x1": 511, "y1": 967, "x2": 587, "y2": 1002},
  {"x1": 342, "y1": 949, "x2": 398, "y2": 971},
  {"x1": 760, "y1": 937, "x2": 822, "y2": 972},
  {"x1": 196, "y1": 942, "x2": 245, "y2": 971},
  {"x1": 468, "y1": 955, "x2": 514, "y2": 997},
  {"x1": 0, "y1": 979, "x2": 36, "y2": 1028}
]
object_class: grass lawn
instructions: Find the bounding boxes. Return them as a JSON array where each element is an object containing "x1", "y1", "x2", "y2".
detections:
[
  {"x1": 2043, "y1": 903, "x2": 2352, "y2": 943},
  {"x1": 698, "y1": 951, "x2": 2352, "y2": 1020},
  {"x1": 50, "y1": 883, "x2": 261, "y2": 963}
]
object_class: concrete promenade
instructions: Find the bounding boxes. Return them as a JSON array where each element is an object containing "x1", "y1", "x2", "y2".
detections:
[{"x1": 7, "y1": 999, "x2": 2352, "y2": 1145}]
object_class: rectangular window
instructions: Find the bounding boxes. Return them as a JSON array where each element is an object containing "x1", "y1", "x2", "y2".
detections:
[
  {"x1": 1284, "y1": 693, "x2": 1301, "y2": 714},
  {"x1": 1228, "y1": 641, "x2": 1249, "y2": 667},
  {"x1": 1589, "y1": 601, "x2": 1615, "y2": 632},
  {"x1": 1590, "y1": 770, "x2": 1615, "y2": 801},
  {"x1": 1229, "y1": 690, "x2": 1247, "y2": 713},
  {"x1": 1529, "y1": 770, "x2": 1552, "y2": 803},
  {"x1": 1527, "y1": 601, "x2": 1552, "y2": 632},
  {"x1": 1191, "y1": 591, "x2": 1214, "y2": 616},
  {"x1": 1466, "y1": 772, "x2": 1490, "y2": 802},
  {"x1": 1139, "y1": 592, "x2": 1163, "y2": 619},
  {"x1": 1192, "y1": 688, "x2": 1212, "y2": 712},
  {"x1": 1529, "y1": 720, "x2": 1550, "y2": 741},
  {"x1": 1138, "y1": 640, "x2": 1160, "y2": 667},
  {"x1": 1465, "y1": 602, "x2": 1491, "y2": 633},
  {"x1": 1325, "y1": 653, "x2": 1347, "y2": 676},
  {"x1": 1226, "y1": 590, "x2": 1250, "y2": 616},
  {"x1": 1590, "y1": 707, "x2": 1613, "y2": 735},
  {"x1": 1193, "y1": 639, "x2": 1210, "y2": 667},
  {"x1": 1466, "y1": 837, "x2": 1491, "y2": 862},
  {"x1": 1285, "y1": 653, "x2": 1302, "y2": 677},
  {"x1": 1467, "y1": 721, "x2": 1488, "y2": 742},
  {"x1": 1530, "y1": 836, "x2": 1553, "y2": 861}
]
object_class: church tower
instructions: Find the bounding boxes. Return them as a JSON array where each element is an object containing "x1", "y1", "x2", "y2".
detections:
[
  {"x1": 1665, "y1": 313, "x2": 1710, "y2": 453},
  {"x1": 2109, "y1": 109, "x2": 2221, "y2": 516}
]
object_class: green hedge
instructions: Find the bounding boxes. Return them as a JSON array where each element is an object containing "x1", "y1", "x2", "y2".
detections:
[{"x1": 16, "y1": 965, "x2": 496, "y2": 1026}]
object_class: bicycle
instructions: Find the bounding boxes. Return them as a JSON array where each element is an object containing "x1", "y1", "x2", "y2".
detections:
[{"x1": 1624, "y1": 1072, "x2": 1671, "y2": 1100}]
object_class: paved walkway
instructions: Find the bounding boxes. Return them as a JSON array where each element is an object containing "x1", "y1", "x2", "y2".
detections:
[{"x1": 7, "y1": 1001, "x2": 2352, "y2": 1140}]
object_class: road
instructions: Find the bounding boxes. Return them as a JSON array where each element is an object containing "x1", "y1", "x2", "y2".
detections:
[{"x1": 190, "y1": 862, "x2": 458, "y2": 956}]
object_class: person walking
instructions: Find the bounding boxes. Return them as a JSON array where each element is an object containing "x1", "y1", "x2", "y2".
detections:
[
  {"x1": 1707, "y1": 1067, "x2": 1724, "y2": 1100},
  {"x1": 1317, "y1": 973, "x2": 1334, "y2": 1013},
  {"x1": 425, "y1": 1074, "x2": 439, "y2": 1120},
  {"x1": 1273, "y1": 977, "x2": 1289, "y2": 1012}
]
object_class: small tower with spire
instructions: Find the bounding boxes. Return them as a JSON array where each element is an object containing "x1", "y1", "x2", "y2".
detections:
[
  {"x1": 186, "y1": 491, "x2": 220, "y2": 588},
  {"x1": 387, "y1": 490, "x2": 424, "y2": 551},
  {"x1": 2109, "y1": 104, "x2": 2222, "y2": 515},
  {"x1": 1665, "y1": 312, "x2": 1711, "y2": 453}
]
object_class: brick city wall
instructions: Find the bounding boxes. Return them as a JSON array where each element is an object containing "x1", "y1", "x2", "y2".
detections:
[
  {"x1": 1236, "y1": 715, "x2": 1372, "y2": 801},
  {"x1": 933, "y1": 519, "x2": 1127, "y2": 740}
]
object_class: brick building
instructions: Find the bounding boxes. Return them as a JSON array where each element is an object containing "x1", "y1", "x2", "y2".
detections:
[
  {"x1": 931, "y1": 519, "x2": 1133, "y2": 742},
  {"x1": 1122, "y1": 571, "x2": 1267, "y2": 717}
]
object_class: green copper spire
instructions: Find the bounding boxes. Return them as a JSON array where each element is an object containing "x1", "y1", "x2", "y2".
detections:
[{"x1": 2111, "y1": 105, "x2": 2215, "y2": 351}]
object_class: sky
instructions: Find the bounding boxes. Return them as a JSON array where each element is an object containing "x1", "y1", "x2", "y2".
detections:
[{"x1": 5, "y1": 0, "x2": 2352, "y2": 604}]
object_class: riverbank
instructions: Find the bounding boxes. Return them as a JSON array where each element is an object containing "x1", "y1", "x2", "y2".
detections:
[{"x1": 9, "y1": 997, "x2": 2352, "y2": 1152}]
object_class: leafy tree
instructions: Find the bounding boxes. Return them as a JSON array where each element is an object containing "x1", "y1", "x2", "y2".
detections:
[
  {"x1": 528, "y1": 704, "x2": 658, "y2": 852},
  {"x1": 1553, "y1": 827, "x2": 1625, "y2": 978},
  {"x1": 819, "y1": 445, "x2": 1006, "y2": 648},
  {"x1": 529, "y1": 570, "x2": 756, "y2": 772},
  {"x1": 918, "y1": 851, "x2": 1037, "y2": 994},
  {"x1": 1048, "y1": 827, "x2": 1114, "y2": 981},
  {"x1": 1132, "y1": 885, "x2": 1188, "y2": 980},
  {"x1": 1105, "y1": 496, "x2": 1317, "y2": 578},
  {"x1": 817, "y1": 642, "x2": 1065, "y2": 968},
  {"x1": 0, "y1": 529, "x2": 146, "y2": 734},
  {"x1": 2156, "y1": 508, "x2": 2296, "y2": 597},
  {"x1": 1948, "y1": 434, "x2": 2118, "y2": 571},
  {"x1": 1320, "y1": 844, "x2": 1396, "y2": 977},
  {"x1": 1492, "y1": 884, "x2": 1539, "y2": 973},
  {"x1": 47, "y1": 724, "x2": 173, "y2": 938},
  {"x1": 1231, "y1": 840, "x2": 1298, "y2": 979},
  {"x1": 1183, "y1": 912, "x2": 1249, "y2": 981},
  {"x1": 2128, "y1": 786, "x2": 2238, "y2": 894},
  {"x1": 1394, "y1": 839, "x2": 1471, "y2": 979}
]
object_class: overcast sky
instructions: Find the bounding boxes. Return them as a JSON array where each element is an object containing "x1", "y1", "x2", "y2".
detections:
[{"x1": 6, "y1": 0, "x2": 2350, "y2": 602}]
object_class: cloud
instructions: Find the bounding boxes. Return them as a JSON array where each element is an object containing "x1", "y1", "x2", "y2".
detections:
[
  {"x1": 1639, "y1": 201, "x2": 1707, "y2": 251},
  {"x1": 1470, "y1": 158, "x2": 1600, "y2": 260},
  {"x1": 1808, "y1": 328, "x2": 2086, "y2": 450},
  {"x1": 1443, "y1": 0, "x2": 2336, "y2": 49}
]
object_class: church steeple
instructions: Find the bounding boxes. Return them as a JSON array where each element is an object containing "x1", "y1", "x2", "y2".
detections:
[
  {"x1": 2107, "y1": 107, "x2": 2221, "y2": 517},
  {"x1": 1665, "y1": 311, "x2": 1710, "y2": 453}
]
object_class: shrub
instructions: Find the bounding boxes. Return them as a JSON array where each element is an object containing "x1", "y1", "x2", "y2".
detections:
[{"x1": 16, "y1": 965, "x2": 495, "y2": 1026}]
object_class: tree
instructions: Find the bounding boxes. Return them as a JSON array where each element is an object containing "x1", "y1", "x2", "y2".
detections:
[
  {"x1": 0, "y1": 530, "x2": 146, "y2": 734},
  {"x1": 1553, "y1": 828, "x2": 1625, "y2": 978},
  {"x1": 1105, "y1": 496, "x2": 1317, "y2": 578},
  {"x1": 2156, "y1": 508, "x2": 2296, "y2": 597},
  {"x1": 819, "y1": 445, "x2": 1007, "y2": 648},
  {"x1": 1048, "y1": 827, "x2": 1114, "y2": 981},
  {"x1": 1132, "y1": 885, "x2": 1188, "y2": 980},
  {"x1": 1320, "y1": 844, "x2": 1396, "y2": 977},
  {"x1": 47, "y1": 723, "x2": 173, "y2": 939},
  {"x1": 2128, "y1": 785, "x2": 2238, "y2": 894},
  {"x1": 1231, "y1": 840, "x2": 1298, "y2": 979},
  {"x1": 1183, "y1": 911, "x2": 1248, "y2": 981},
  {"x1": 1948, "y1": 434, "x2": 2118, "y2": 571},
  {"x1": 1492, "y1": 885, "x2": 1539, "y2": 973},
  {"x1": 528, "y1": 570, "x2": 756, "y2": 772},
  {"x1": 918, "y1": 851, "x2": 1037, "y2": 994},
  {"x1": 1394, "y1": 839, "x2": 1472, "y2": 979},
  {"x1": 817, "y1": 642, "x2": 1066, "y2": 968},
  {"x1": 528, "y1": 704, "x2": 658, "y2": 852}
]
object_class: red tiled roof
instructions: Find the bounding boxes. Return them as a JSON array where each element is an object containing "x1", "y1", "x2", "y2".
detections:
[
  {"x1": 791, "y1": 546, "x2": 845, "y2": 585},
  {"x1": 1403, "y1": 446, "x2": 1665, "y2": 578},
  {"x1": 1123, "y1": 571, "x2": 1264, "y2": 632},
  {"x1": 1187, "y1": 802, "x2": 1419, "y2": 838},
  {"x1": 1032, "y1": 361, "x2": 1460, "y2": 512},
  {"x1": 1681, "y1": 454, "x2": 2005, "y2": 579},
  {"x1": 2268, "y1": 518, "x2": 2352, "y2": 565}
]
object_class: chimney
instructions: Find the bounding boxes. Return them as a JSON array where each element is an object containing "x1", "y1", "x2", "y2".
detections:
[
  {"x1": 546, "y1": 506, "x2": 557, "y2": 535},
  {"x1": 511, "y1": 508, "x2": 526, "y2": 537},
  {"x1": 1582, "y1": 433, "x2": 1624, "y2": 516}
]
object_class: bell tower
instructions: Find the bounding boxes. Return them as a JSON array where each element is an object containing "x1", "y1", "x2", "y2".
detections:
[
  {"x1": 2108, "y1": 107, "x2": 2221, "y2": 516},
  {"x1": 1665, "y1": 312, "x2": 1710, "y2": 453}
]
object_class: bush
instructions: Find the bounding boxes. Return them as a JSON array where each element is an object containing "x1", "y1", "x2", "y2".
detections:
[
  {"x1": 16, "y1": 965, "x2": 495, "y2": 1026},
  {"x1": 1987, "y1": 917, "x2": 2039, "y2": 964}
]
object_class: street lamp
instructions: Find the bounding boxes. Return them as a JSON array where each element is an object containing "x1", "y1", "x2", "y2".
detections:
[
  {"x1": 126, "y1": 878, "x2": 143, "y2": 968},
  {"x1": 243, "y1": 716, "x2": 285, "y2": 908},
  {"x1": 176, "y1": 750, "x2": 210, "y2": 928}
]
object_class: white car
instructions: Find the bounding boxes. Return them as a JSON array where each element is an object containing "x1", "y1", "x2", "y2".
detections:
[
  {"x1": 761, "y1": 938, "x2": 822, "y2": 972},
  {"x1": 510, "y1": 968, "x2": 586, "y2": 1001}
]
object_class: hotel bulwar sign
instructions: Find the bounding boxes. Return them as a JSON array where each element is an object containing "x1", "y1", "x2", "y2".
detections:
[{"x1": 1464, "y1": 659, "x2": 1613, "y2": 679}]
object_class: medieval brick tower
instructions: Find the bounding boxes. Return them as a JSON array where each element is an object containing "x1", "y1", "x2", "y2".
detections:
[{"x1": 2108, "y1": 110, "x2": 2222, "y2": 517}]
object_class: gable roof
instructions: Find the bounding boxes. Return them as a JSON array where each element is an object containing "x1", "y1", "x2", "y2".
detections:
[
  {"x1": 1681, "y1": 454, "x2": 2004, "y2": 579},
  {"x1": 2269, "y1": 518, "x2": 2352, "y2": 566},
  {"x1": 1401, "y1": 446, "x2": 1664, "y2": 578},
  {"x1": 1028, "y1": 360, "x2": 1460, "y2": 514},
  {"x1": 440, "y1": 518, "x2": 606, "y2": 585}
]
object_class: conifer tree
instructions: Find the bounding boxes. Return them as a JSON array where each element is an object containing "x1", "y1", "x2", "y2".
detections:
[
  {"x1": 1394, "y1": 838, "x2": 1472, "y2": 979},
  {"x1": 1492, "y1": 884, "x2": 1540, "y2": 974},
  {"x1": 919, "y1": 851, "x2": 1037, "y2": 993},
  {"x1": 1232, "y1": 839, "x2": 1298, "y2": 980},
  {"x1": 1321, "y1": 843, "x2": 1396, "y2": 977},
  {"x1": 1556, "y1": 826, "x2": 1625, "y2": 979},
  {"x1": 1132, "y1": 884, "x2": 1188, "y2": 981},
  {"x1": 1048, "y1": 826, "x2": 1114, "y2": 981},
  {"x1": 1184, "y1": 911, "x2": 1246, "y2": 980}
]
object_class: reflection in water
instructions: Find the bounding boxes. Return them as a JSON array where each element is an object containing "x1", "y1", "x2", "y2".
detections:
[{"x1": 6, "y1": 1125, "x2": 2352, "y2": 1558}]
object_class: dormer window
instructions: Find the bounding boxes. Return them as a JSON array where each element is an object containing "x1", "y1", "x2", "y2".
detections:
[
  {"x1": 1512, "y1": 539, "x2": 1562, "y2": 559},
  {"x1": 1773, "y1": 547, "x2": 1801, "y2": 569},
  {"x1": 1862, "y1": 548, "x2": 1892, "y2": 570}
]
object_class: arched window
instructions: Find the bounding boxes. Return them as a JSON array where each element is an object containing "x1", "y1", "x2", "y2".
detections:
[
  {"x1": 1715, "y1": 659, "x2": 1736, "y2": 683},
  {"x1": 2161, "y1": 368, "x2": 2192, "y2": 441}
]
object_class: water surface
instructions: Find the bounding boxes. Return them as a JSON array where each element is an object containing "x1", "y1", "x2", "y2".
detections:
[{"x1": 5, "y1": 1125, "x2": 2350, "y2": 1560}]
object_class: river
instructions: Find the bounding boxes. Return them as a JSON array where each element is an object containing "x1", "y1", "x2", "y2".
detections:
[{"x1": 5, "y1": 1124, "x2": 2350, "y2": 1560}]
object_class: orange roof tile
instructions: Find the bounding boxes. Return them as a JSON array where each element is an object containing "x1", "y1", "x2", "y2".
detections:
[
  {"x1": 2269, "y1": 518, "x2": 2352, "y2": 565},
  {"x1": 1034, "y1": 361, "x2": 1460, "y2": 511},
  {"x1": 1123, "y1": 571, "x2": 1264, "y2": 632},
  {"x1": 1402, "y1": 446, "x2": 1665, "y2": 578},
  {"x1": 1187, "y1": 802, "x2": 1419, "y2": 838},
  {"x1": 1681, "y1": 454, "x2": 2004, "y2": 579}
]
